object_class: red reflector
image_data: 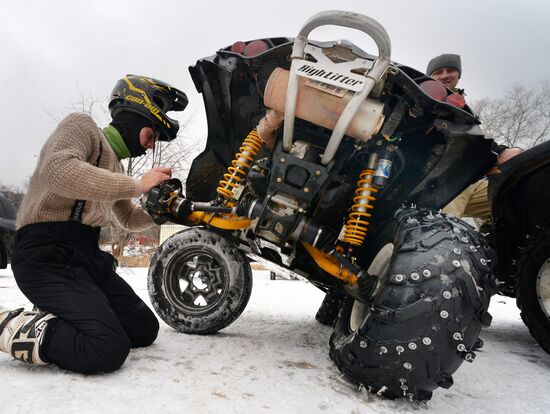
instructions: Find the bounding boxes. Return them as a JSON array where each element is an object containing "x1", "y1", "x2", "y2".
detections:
[
  {"x1": 419, "y1": 80, "x2": 447, "y2": 101},
  {"x1": 244, "y1": 40, "x2": 269, "y2": 57},
  {"x1": 446, "y1": 93, "x2": 466, "y2": 109},
  {"x1": 230, "y1": 41, "x2": 246, "y2": 54}
]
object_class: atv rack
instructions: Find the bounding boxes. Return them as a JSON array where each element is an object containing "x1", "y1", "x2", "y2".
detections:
[{"x1": 283, "y1": 10, "x2": 392, "y2": 165}]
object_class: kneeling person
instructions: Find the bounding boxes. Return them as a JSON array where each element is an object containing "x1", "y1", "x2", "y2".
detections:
[{"x1": 0, "y1": 75, "x2": 188, "y2": 373}]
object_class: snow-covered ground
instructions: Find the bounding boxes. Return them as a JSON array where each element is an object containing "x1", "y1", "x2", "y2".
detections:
[{"x1": 1, "y1": 265, "x2": 549, "y2": 414}]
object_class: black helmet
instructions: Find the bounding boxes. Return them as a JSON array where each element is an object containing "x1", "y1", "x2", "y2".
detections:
[{"x1": 109, "y1": 75, "x2": 188, "y2": 141}]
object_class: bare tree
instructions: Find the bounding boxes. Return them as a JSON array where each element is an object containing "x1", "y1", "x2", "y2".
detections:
[{"x1": 473, "y1": 81, "x2": 550, "y2": 149}]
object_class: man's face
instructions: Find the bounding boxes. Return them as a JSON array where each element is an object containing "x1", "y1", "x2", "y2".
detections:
[
  {"x1": 139, "y1": 127, "x2": 160, "y2": 151},
  {"x1": 430, "y1": 67, "x2": 460, "y2": 90}
]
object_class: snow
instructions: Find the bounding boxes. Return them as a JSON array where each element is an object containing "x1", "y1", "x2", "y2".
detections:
[{"x1": 1, "y1": 265, "x2": 550, "y2": 414}]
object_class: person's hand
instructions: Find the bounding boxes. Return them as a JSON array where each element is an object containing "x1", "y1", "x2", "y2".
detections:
[
  {"x1": 140, "y1": 167, "x2": 172, "y2": 193},
  {"x1": 488, "y1": 148, "x2": 523, "y2": 175}
]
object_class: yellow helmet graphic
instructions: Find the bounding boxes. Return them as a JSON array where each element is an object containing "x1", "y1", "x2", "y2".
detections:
[{"x1": 109, "y1": 75, "x2": 188, "y2": 141}]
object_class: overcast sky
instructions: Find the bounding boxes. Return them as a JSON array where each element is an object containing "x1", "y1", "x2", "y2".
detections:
[{"x1": 1, "y1": 0, "x2": 549, "y2": 187}]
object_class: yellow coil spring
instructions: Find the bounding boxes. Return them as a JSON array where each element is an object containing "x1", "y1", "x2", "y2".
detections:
[
  {"x1": 342, "y1": 169, "x2": 378, "y2": 247},
  {"x1": 217, "y1": 130, "x2": 263, "y2": 201}
]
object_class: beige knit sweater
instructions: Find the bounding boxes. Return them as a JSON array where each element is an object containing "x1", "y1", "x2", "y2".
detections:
[{"x1": 17, "y1": 113, "x2": 155, "y2": 231}]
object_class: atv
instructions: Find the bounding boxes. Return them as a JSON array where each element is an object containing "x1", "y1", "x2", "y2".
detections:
[
  {"x1": 145, "y1": 11, "x2": 507, "y2": 400},
  {"x1": 489, "y1": 141, "x2": 550, "y2": 355}
]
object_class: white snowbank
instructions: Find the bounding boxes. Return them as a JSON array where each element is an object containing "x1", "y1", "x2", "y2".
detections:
[{"x1": 1, "y1": 266, "x2": 549, "y2": 413}]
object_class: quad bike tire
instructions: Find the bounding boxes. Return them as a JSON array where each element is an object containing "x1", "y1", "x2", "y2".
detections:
[
  {"x1": 516, "y1": 228, "x2": 550, "y2": 355},
  {"x1": 148, "y1": 227, "x2": 253, "y2": 334},
  {"x1": 330, "y1": 208, "x2": 496, "y2": 400}
]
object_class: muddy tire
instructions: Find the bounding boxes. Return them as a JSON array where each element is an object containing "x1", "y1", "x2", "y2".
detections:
[
  {"x1": 517, "y1": 228, "x2": 550, "y2": 355},
  {"x1": 329, "y1": 208, "x2": 496, "y2": 400},
  {"x1": 148, "y1": 227, "x2": 252, "y2": 334}
]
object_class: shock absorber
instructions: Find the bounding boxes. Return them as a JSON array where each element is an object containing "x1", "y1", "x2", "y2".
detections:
[
  {"x1": 216, "y1": 130, "x2": 264, "y2": 203},
  {"x1": 342, "y1": 153, "x2": 379, "y2": 247}
]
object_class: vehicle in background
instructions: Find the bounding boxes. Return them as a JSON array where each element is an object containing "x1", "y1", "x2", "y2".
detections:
[{"x1": 0, "y1": 192, "x2": 16, "y2": 269}]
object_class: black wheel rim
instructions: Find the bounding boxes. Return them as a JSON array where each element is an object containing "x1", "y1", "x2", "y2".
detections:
[{"x1": 163, "y1": 246, "x2": 229, "y2": 314}]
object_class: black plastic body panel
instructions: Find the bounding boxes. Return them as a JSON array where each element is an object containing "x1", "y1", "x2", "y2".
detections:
[{"x1": 489, "y1": 139, "x2": 550, "y2": 293}]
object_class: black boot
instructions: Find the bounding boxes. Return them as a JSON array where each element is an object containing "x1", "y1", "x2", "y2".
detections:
[{"x1": 315, "y1": 291, "x2": 346, "y2": 327}]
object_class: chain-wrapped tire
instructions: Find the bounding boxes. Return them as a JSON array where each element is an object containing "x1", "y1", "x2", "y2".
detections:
[
  {"x1": 330, "y1": 208, "x2": 496, "y2": 400},
  {"x1": 516, "y1": 228, "x2": 550, "y2": 355},
  {"x1": 148, "y1": 227, "x2": 252, "y2": 334}
]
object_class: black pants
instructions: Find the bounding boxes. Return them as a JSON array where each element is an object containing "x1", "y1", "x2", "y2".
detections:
[{"x1": 11, "y1": 221, "x2": 159, "y2": 374}]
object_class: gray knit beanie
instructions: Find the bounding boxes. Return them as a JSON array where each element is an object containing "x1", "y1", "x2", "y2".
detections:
[{"x1": 426, "y1": 54, "x2": 462, "y2": 77}]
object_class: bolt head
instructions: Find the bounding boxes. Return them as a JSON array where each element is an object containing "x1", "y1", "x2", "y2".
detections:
[
  {"x1": 452, "y1": 260, "x2": 461, "y2": 268},
  {"x1": 396, "y1": 346, "x2": 404, "y2": 354},
  {"x1": 315, "y1": 170, "x2": 322, "y2": 176},
  {"x1": 395, "y1": 274, "x2": 405, "y2": 283},
  {"x1": 304, "y1": 187, "x2": 310, "y2": 193},
  {"x1": 453, "y1": 248, "x2": 462, "y2": 255},
  {"x1": 360, "y1": 340, "x2": 368, "y2": 348},
  {"x1": 440, "y1": 310, "x2": 449, "y2": 319},
  {"x1": 453, "y1": 332, "x2": 462, "y2": 341},
  {"x1": 403, "y1": 362, "x2": 412, "y2": 370},
  {"x1": 422, "y1": 269, "x2": 431, "y2": 277},
  {"x1": 379, "y1": 346, "x2": 388, "y2": 354},
  {"x1": 408, "y1": 343, "x2": 417, "y2": 350},
  {"x1": 280, "y1": 157, "x2": 286, "y2": 163},
  {"x1": 422, "y1": 337, "x2": 432, "y2": 345},
  {"x1": 443, "y1": 291, "x2": 452, "y2": 299},
  {"x1": 457, "y1": 344, "x2": 466, "y2": 352},
  {"x1": 410, "y1": 272, "x2": 420, "y2": 281},
  {"x1": 276, "y1": 177, "x2": 282, "y2": 183}
]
